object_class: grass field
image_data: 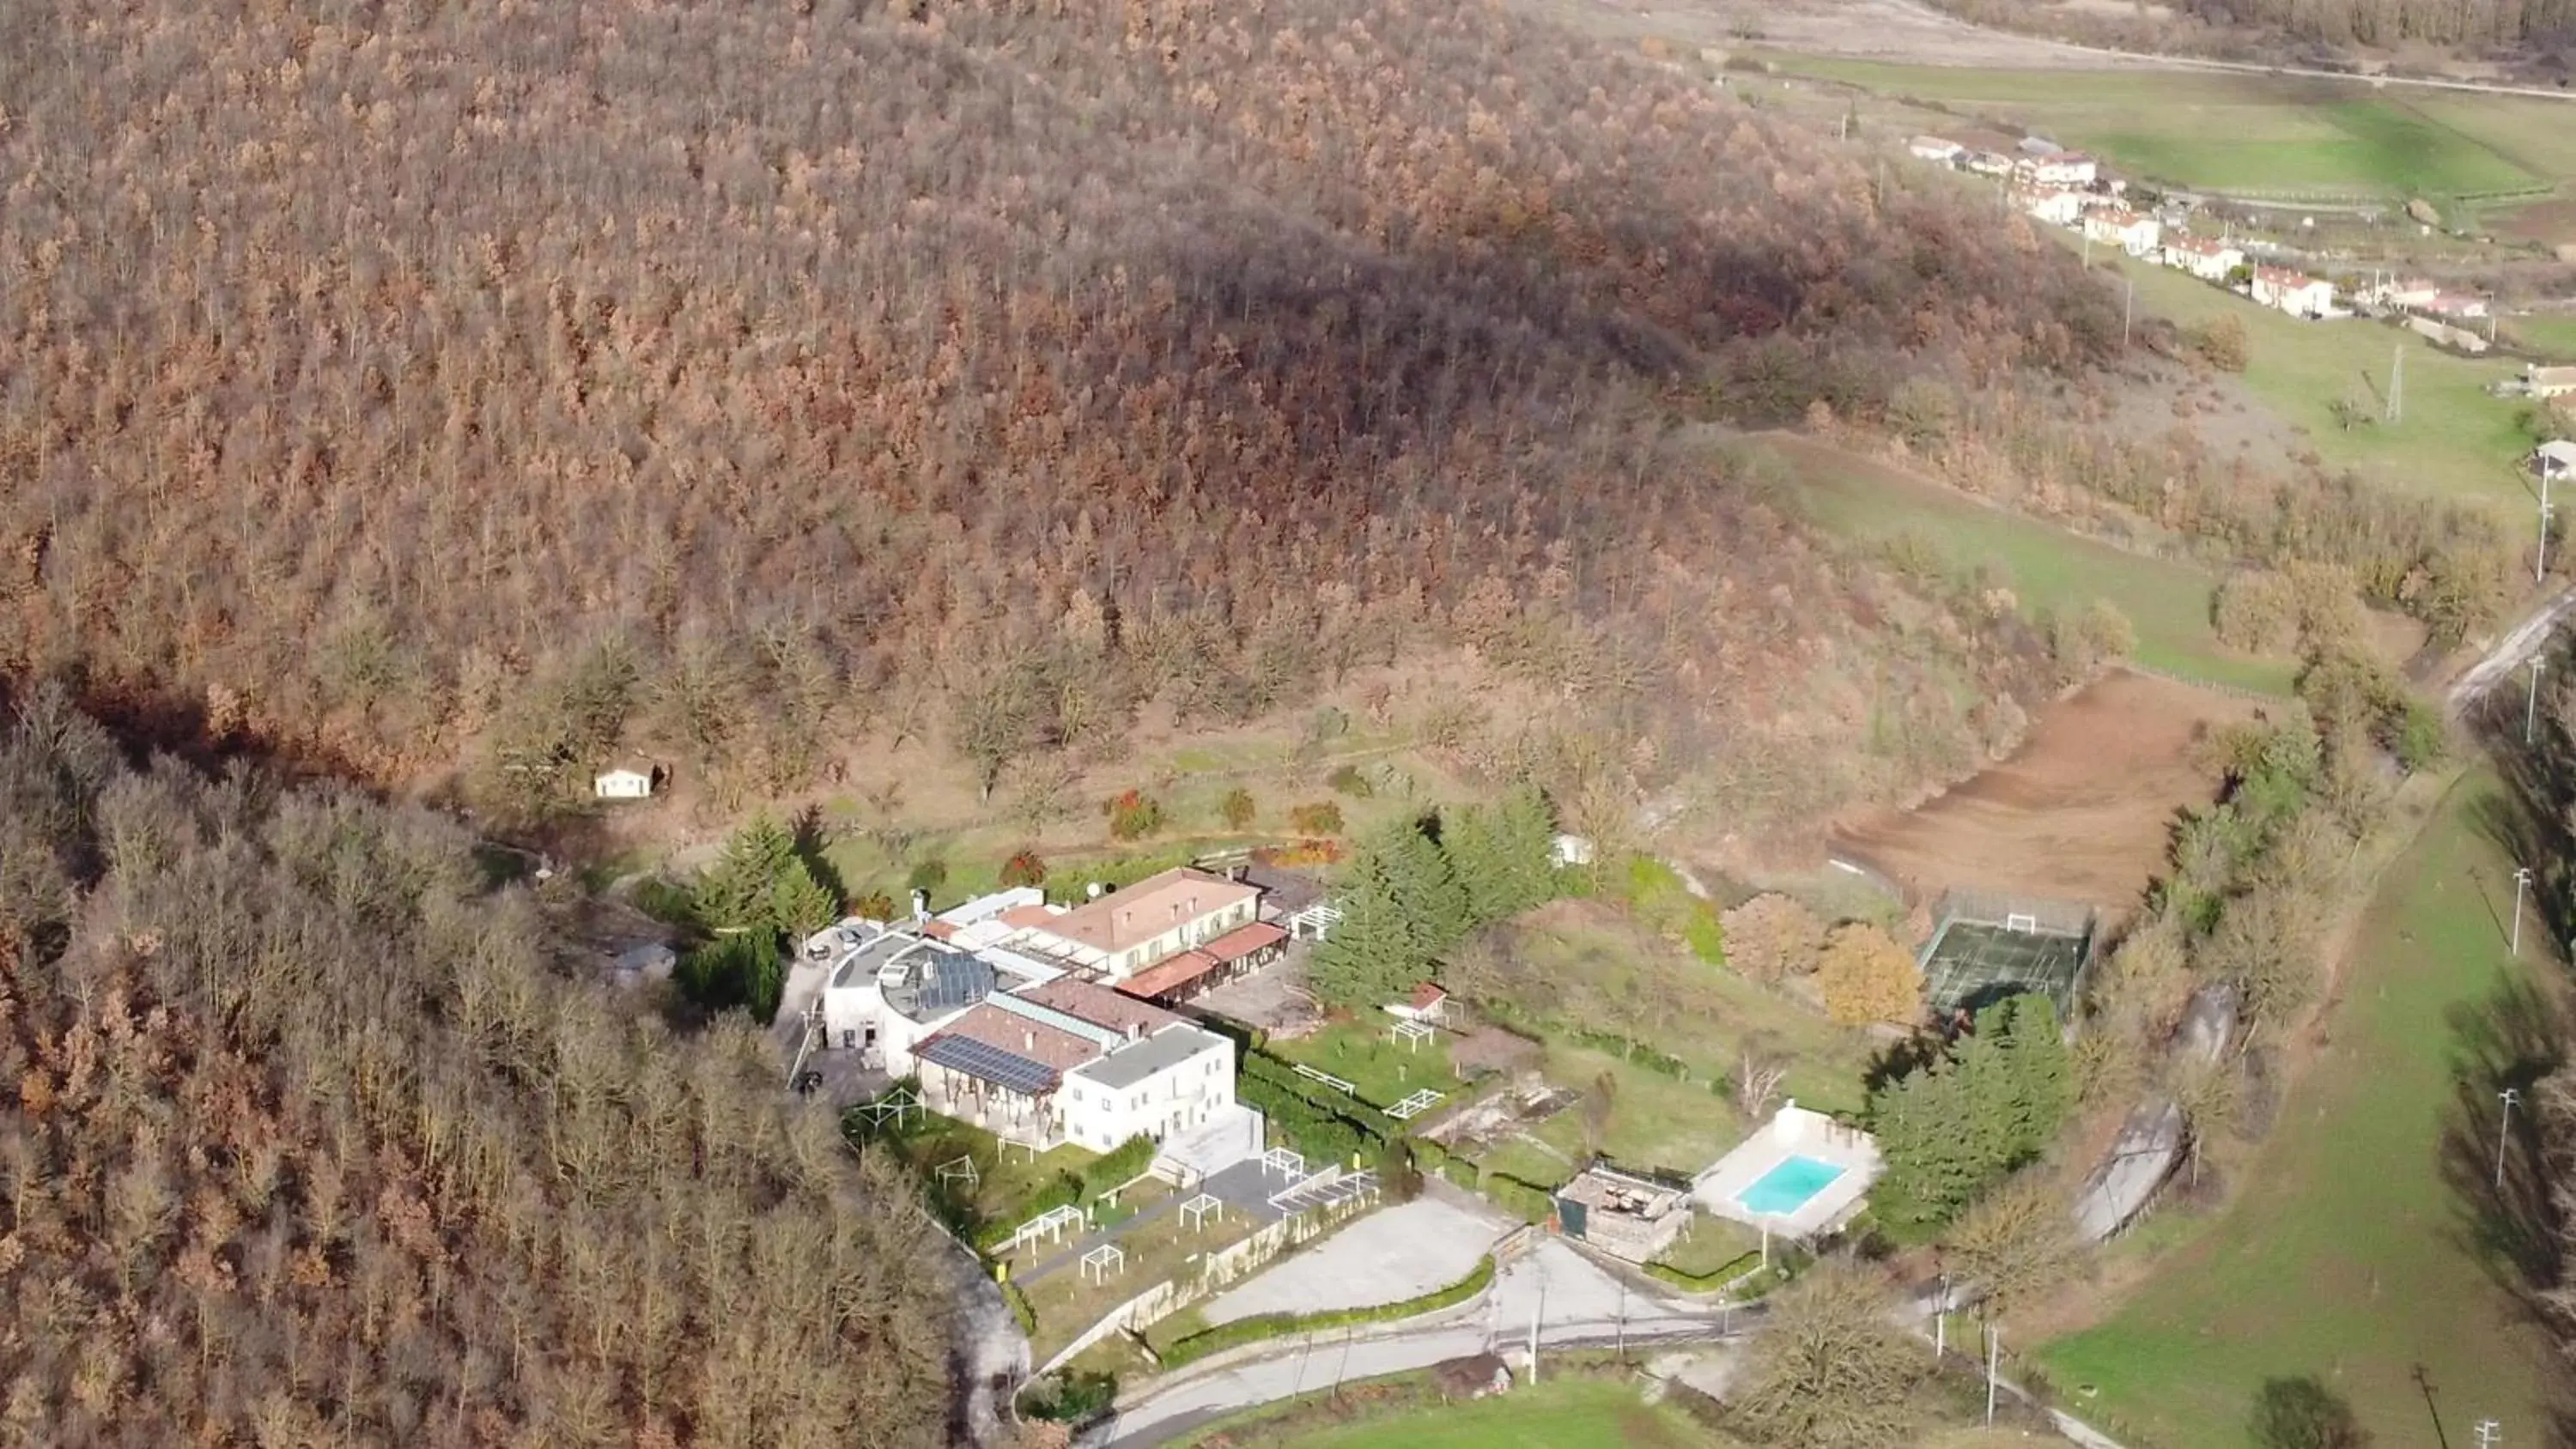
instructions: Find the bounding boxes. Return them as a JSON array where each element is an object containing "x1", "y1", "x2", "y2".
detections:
[
  {"x1": 1766, "y1": 434, "x2": 2297, "y2": 694},
  {"x1": 1513, "y1": 903, "x2": 1875, "y2": 1115},
  {"x1": 1233, "y1": 1376, "x2": 1721, "y2": 1449},
  {"x1": 1269, "y1": 1021, "x2": 1461, "y2": 1110},
  {"x1": 2037, "y1": 774, "x2": 2553, "y2": 1446},
  {"x1": 2086, "y1": 251, "x2": 2537, "y2": 512},
  {"x1": 1530, "y1": 1042, "x2": 1746, "y2": 1178},
  {"x1": 1763, "y1": 58, "x2": 2559, "y2": 200},
  {"x1": 2504, "y1": 314, "x2": 2576, "y2": 361}
]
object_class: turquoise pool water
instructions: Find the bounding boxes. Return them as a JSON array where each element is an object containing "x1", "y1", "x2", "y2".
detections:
[{"x1": 1735, "y1": 1155, "x2": 1846, "y2": 1216}]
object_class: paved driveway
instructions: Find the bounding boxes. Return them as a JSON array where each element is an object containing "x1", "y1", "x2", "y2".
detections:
[{"x1": 1197, "y1": 1196, "x2": 1507, "y2": 1325}]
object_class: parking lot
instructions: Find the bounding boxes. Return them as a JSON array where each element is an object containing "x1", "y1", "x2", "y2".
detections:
[{"x1": 1197, "y1": 1195, "x2": 1510, "y2": 1325}]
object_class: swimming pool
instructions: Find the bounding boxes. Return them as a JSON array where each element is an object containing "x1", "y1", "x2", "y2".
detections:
[{"x1": 1735, "y1": 1155, "x2": 1848, "y2": 1216}]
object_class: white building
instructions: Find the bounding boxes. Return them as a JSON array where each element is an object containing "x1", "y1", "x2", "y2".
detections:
[
  {"x1": 2081, "y1": 209, "x2": 2161, "y2": 258},
  {"x1": 1907, "y1": 136, "x2": 1964, "y2": 163},
  {"x1": 1060, "y1": 1022, "x2": 1239, "y2": 1153},
  {"x1": 593, "y1": 767, "x2": 656, "y2": 800},
  {"x1": 2020, "y1": 188, "x2": 2087, "y2": 227},
  {"x1": 911, "y1": 979, "x2": 1237, "y2": 1151},
  {"x1": 993, "y1": 867, "x2": 1261, "y2": 984},
  {"x1": 2021, "y1": 151, "x2": 2096, "y2": 186},
  {"x1": 2160, "y1": 235, "x2": 2244, "y2": 282},
  {"x1": 2249, "y1": 265, "x2": 2336, "y2": 319},
  {"x1": 816, "y1": 925, "x2": 999, "y2": 1074},
  {"x1": 1963, "y1": 151, "x2": 2014, "y2": 177},
  {"x1": 2537, "y1": 440, "x2": 2576, "y2": 481}
]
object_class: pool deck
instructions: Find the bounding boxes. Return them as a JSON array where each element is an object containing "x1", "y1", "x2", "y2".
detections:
[{"x1": 1693, "y1": 1102, "x2": 1883, "y2": 1239}]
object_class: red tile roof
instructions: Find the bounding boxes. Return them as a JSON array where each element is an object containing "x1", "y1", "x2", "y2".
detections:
[
  {"x1": 1014, "y1": 977, "x2": 1183, "y2": 1036},
  {"x1": 1115, "y1": 950, "x2": 1224, "y2": 1002},
  {"x1": 1410, "y1": 981, "x2": 1450, "y2": 1010}
]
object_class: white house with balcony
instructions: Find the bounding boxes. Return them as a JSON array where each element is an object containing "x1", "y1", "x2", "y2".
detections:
[
  {"x1": 2081, "y1": 209, "x2": 2161, "y2": 258},
  {"x1": 2250, "y1": 265, "x2": 2336, "y2": 319},
  {"x1": 2020, "y1": 188, "x2": 2086, "y2": 227},
  {"x1": 2160, "y1": 235, "x2": 2244, "y2": 282}
]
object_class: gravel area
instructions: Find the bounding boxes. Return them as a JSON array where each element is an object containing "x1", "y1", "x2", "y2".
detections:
[{"x1": 1198, "y1": 1197, "x2": 1508, "y2": 1325}]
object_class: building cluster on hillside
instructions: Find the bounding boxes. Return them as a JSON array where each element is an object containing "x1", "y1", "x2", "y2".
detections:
[
  {"x1": 1902, "y1": 130, "x2": 2517, "y2": 327},
  {"x1": 799, "y1": 866, "x2": 1307, "y2": 1153}
]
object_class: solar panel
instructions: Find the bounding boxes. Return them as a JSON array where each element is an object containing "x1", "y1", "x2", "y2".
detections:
[{"x1": 917, "y1": 1034, "x2": 1060, "y2": 1097}]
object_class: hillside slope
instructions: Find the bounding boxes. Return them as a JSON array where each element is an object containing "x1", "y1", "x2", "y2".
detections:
[
  {"x1": 0, "y1": 687, "x2": 957, "y2": 1446},
  {"x1": 0, "y1": 0, "x2": 2111, "y2": 822}
]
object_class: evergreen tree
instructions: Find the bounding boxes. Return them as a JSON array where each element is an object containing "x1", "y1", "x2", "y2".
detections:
[
  {"x1": 699, "y1": 815, "x2": 840, "y2": 943},
  {"x1": 1309, "y1": 847, "x2": 1421, "y2": 1009},
  {"x1": 1491, "y1": 785, "x2": 1561, "y2": 914},
  {"x1": 1867, "y1": 994, "x2": 2074, "y2": 1229},
  {"x1": 1867, "y1": 1061, "x2": 1988, "y2": 1228},
  {"x1": 1385, "y1": 818, "x2": 1472, "y2": 954}
]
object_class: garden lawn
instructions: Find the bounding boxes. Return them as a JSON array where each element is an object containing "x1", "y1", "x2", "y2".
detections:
[
  {"x1": 868, "y1": 1114, "x2": 1097, "y2": 1233},
  {"x1": 2094, "y1": 252, "x2": 2536, "y2": 512},
  {"x1": 1236, "y1": 1375, "x2": 1722, "y2": 1449},
  {"x1": 1770, "y1": 435, "x2": 2294, "y2": 694},
  {"x1": 1763, "y1": 59, "x2": 2548, "y2": 198},
  {"x1": 1652, "y1": 1211, "x2": 1763, "y2": 1280},
  {"x1": 1532, "y1": 1043, "x2": 1745, "y2": 1178},
  {"x1": 2037, "y1": 774, "x2": 2551, "y2": 1446},
  {"x1": 2504, "y1": 314, "x2": 2576, "y2": 362},
  {"x1": 1268, "y1": 1019, "x2": 1461, "y2": 1111},
  {"x1": 1512, "y1": 905, "x2": 1874, "y2": 1115}
]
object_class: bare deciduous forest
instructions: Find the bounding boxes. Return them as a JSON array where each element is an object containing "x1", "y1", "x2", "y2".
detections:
[
  {"x1": 0, "y1": 0, "x2": 2117, "y2": 822},
  {"x1": 0, "y1": 688, "x2": 955, "y2": 1446}
]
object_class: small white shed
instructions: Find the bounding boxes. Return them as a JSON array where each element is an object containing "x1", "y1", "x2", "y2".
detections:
[{"x1": 594, "y1": 767, "x2": 657, "y2": 800}]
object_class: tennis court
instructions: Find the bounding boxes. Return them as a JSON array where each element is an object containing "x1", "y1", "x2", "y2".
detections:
[{"x1": 1921, "y1": 918, "x2": 2088, "y2": 1018}]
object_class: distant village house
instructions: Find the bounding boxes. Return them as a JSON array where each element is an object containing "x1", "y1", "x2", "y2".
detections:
[
  {"x1": 1907, "y1": 136, "x2": 1964, "y2": 163},
  {"x1": 2159, "y1": 235, "x2": 2243, "y2": 283},
  {"x1": 2081, "y1": 209, "x2": 2160, "y2": 258},
  {"x1": 2248, "y1": 265, "x2": 2336, "y2": 320}
]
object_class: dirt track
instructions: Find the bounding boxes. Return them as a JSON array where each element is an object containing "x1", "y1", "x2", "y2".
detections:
[{"x1": 1831, "y1": 670, "x2": 2263, "y2": 908}]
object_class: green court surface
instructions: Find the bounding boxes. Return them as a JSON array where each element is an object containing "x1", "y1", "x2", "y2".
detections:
[{"x1": 1920, "y1": 918, "x2": 2087, "y2": 1017}]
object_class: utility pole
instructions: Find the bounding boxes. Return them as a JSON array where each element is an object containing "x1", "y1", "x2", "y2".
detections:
[
  {"x1": 2540, "y1": 469, "x2": 2556, "y2": 585},
  {"x1": 2123, "y1": 274, "x2": 2136, "y2": 349},
  {"x1": 2388, "y1": 344, "x2": 2403, "y2": 424},
  {"x1": 2476, "y1": 1417, "x2": 2503, "y2": 1448},
  {"x1": 1985, "y1": 1326, "x2": 2001, "y2": 1427},
  {"x1": 2499, "y1": 1088, "x2": 2524, "y2": 1191},
  {"x1": 2514, "y1": 865, "x2": 2535, "y2": 955},
  {"x1": 2530, "y1": 658, "x2": 2549, "y2": 745},
  {"x1": 1528, "y1": 1279, "x2": 1543, "y2": 1385},
  {"x1": 1935, "y1": 1275, "x2": 1949, "y2": 1359}
]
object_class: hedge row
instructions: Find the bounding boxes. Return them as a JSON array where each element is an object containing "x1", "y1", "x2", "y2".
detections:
[
  {"x1": 1483, "y1": 1173, "x2": 1558, "y2": 1225},
  {"x1": 970, "y1": 1132, "x2": 1157, "y2": 1250},
  {"x1": 1643, "y1": 1251, "x2": 1761, "y2": 1295},
  {"x1": 1237, "y1": 1051, "x2": 1399, "y2": 1163},
  {"x1": 1153, "y1": 1253, "x2": 1498, "y2": 1367}
]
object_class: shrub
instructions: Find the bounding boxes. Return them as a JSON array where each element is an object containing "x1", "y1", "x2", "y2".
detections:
[
  {"x1": 1154, "y1": 1255, "x2": 1496, "y2": 1367},
  {"x1": 1016, "y1": 1368, "x2": 1117, "y2": 1424},
  {"x1": 1325, "y1": 764, "x2": 1373, "y2": 797},
  {"x1": 2188, "y1": 312, "x2": 2249, "y2": 372},
  {"x1": 999, "y1": 848, "x2": 1047, "y2": 889},
  {"x1": 1722, "y1": 893, "x2": 1826, "y2": 982},
  {"x1": 906, "y1": 857, "x2": 949, "y2": 894},
  {"x1": 1485, "y1": 1173, "x2": 1558, "y2": 1224},
  {"x1": 2213, "y1": 570, "x2": 2298, "y2": 654},
  {"x1": 1105, "y1": 789, "x2": 1165, "y2": 841},
  {"x1": 2049, "y1": 598, "x2": 2135, "y2": 679},
  {"x1": 1287, "y1": 802, "x2": 1346, "y2": 835},
  {"x1": 1218, "y1": 786, "x2": 1257, "y2": 830},
  {"x1": 1816, "y1": 922, "x2": 1923, "y2": 1027},
  {"x1": 850, "y1": 889, "x2": 896, "y2": 922}
]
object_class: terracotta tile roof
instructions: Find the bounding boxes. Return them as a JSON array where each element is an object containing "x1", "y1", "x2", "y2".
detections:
[
  {"x1": 1410, "y1": 981, "x2": 1450, "y2": 1010},
  {"x1": 1030, "y1": 868, "x2": 1258, "y2": 955},
  {"x1": 1013, "y1": 977, "x2": 1183, "y2": 1037},
  {"x1": 997, "y1": 903, "x2": 1060, "y2": 930},
  {"x1": 1115, "y1": 950, "x2": 1224, "y2": 1002}
]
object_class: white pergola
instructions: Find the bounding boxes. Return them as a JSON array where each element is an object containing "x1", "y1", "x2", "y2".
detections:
[
  {"x1": 1005, "y1": 1203, "x2": 1089, "y2": 1253},
  {"x1": 933, "y1": 1155, "x2": 980, "y2": 1192},
  {"x1": 854, "y1": 1087, "x2": 922, "y2": 1131},
  {"x1": 1261, "y1": 1147, "x2": 1307, "y2": 1179},
  {"x1": 1390, "y1": 1018, "x2": 1436, "y2": 1052},
  {"x1": 1387, "y1": 1088, "x2": 1445, "y2": 1122},
  {"x1": 1079, "y1": 1243, "x2": 1126, "y2": 1286},
  {"x1": 1179, "y1": 1193, "x2": 1224, "y2": 1232}
]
